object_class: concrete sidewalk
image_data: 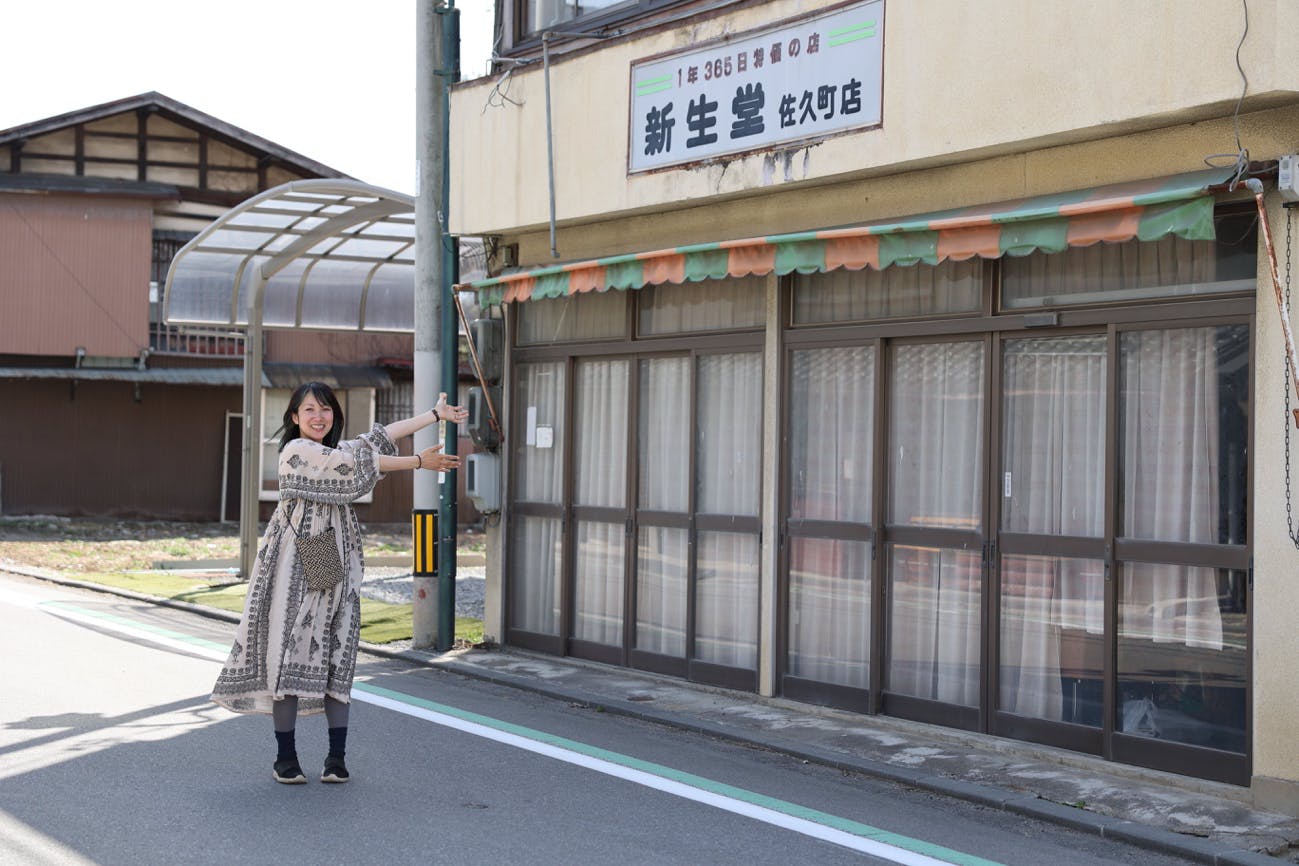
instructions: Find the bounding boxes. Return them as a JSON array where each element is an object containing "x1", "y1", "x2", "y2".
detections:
[{"x1": 6, "y1": 562, "x2": 1297, "y2": 865}]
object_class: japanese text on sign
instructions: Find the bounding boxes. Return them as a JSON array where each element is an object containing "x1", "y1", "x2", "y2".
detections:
[{"x1": 629, "y1": 0, "x2": 883, "y2": 173}]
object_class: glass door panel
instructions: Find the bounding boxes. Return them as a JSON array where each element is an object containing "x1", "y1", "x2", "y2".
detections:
[
  {"x1": 1117, "y1": 564, "x2": 1247, "y2": 753},
  {"x1": 695, "y1": 531, "x2": 759, "y2": 668},
  {"x1": 573, "y1": 521, "x2": 625, "y2": 645},
  {"x1": 509, "y1": 514, "x2": 563, "y2": 634},
  {"x1": 885, "y1": 341, "x2": 985, "y2": 710},
  {"x1": 509, "y1": 362, "x2": 566, "y2": 637},
  {"x1": 886, "y1": 544, "x2": 982, "y2": 705},
  {"x1": 636, "y1": 526, "x2": 688, "y2": 656},
  {"x1": 785, "y1": 345, "x2": 876, "y2": 697},
  {"x1": 696, "y1": 353, "x2": 762, "y2": 516},
  {"x1": 572, "y1": 359, "x2": 630, "y2": 651},
  {"x1": 635, "y1": 357, "x2": 690, "y2": 659},
  {"x1": 999, "y1": 554, "x2": 1104, "y2": 726},
  {"x1": 1001, "y1": 336, "x2": 1105, "y2": 536},
  {"x1": 788, "y1": 537, "x2": 871, "y2": 688},
  {"x1": 997, "y1": 335, "x2": 1106, "y2": 726},
  {"x1": 889, "y1": 342, "x2": 984, "y2": 529}
]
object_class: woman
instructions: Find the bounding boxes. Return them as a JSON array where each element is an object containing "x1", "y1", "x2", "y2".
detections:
[{"x1": 211, "y1": 381, "x2": 468, "y2": 785}]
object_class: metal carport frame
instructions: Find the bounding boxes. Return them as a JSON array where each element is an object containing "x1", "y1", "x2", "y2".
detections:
[{"x1": 163, "y1": 178, "x2": 417, "y2": 581}]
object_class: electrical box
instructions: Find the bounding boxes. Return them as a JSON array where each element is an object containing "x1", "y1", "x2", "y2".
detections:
[
  {"x1": 471, "y1": 317, "x2": 504, "y2": 383},
  {"x1": 467, "y1": 385, "x2": 502, "y2": 450},
  {"x1": 1281, "y1": 155, "x2": 1299, "y2": 202},
  {"x1": 465, "y1": 452, "x2": 501, "y2": 514}
]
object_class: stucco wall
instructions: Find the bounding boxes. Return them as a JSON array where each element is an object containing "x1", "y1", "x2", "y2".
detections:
[{"x1": 450, "y1": 0, "x2": 1299, "y2": 243}]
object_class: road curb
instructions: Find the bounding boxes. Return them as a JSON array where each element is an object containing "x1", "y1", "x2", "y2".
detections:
[{"x1": 2, "y1": 563, "x2": 1282, "y2": 865}]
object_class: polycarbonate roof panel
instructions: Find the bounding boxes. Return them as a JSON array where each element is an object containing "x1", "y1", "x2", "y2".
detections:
[{"x1": 164, "y1": 179, "x2": 417, "y2": 333}]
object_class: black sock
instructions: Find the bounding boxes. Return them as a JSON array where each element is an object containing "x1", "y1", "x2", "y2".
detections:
[
  {"x1": 327, "y1": 726, "x2": 348, "y2": 760},
  {"x1": 275, "y1": 729, "x2": 297, "y2": 762}
]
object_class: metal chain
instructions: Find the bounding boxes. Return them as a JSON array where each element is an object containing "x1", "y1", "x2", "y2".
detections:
[{"x1": 1286, "y1": 208, "x2": 1299, "y2": 546}]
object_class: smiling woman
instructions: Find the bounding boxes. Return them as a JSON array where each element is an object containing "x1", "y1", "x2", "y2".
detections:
[{"x1": 210, "y1": 380, "x2": 468, "y2": 785}]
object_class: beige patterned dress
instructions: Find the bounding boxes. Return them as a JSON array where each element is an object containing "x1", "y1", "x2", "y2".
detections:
[{"x1": 211, "y1": 424, "x2": 397, "y2": 715}]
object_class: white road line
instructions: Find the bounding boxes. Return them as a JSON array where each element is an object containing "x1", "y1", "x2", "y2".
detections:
[{"x1": 30, "y1": 597, "x2": 1001, "y2": 866}]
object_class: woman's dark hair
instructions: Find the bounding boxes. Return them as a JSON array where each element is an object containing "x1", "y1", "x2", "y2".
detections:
[{"x1": 278, "y1": 382, "x2": 344, "y2": 451}]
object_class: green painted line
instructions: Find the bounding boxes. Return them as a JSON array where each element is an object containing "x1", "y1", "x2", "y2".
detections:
[
  {"x1": 40, "y1": 600, "x2": 231, "y2": 654},
  {"x1": 829, "y1": 29, "x2": 876, "y2": 47},
  {"x1": 636, "y1": 74, "x2": 673, "y2": 96},
  {"x1": 829, "y1": 20, "x2": 877, "y2": 37},
  {"x1": 356, "y1": 681, "x2": 1004, "y2": 866}
]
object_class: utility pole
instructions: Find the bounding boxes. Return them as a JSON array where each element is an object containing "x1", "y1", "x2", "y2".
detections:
[{"x1": 414, "y1": 0, "x2": 460, "y2": 650}]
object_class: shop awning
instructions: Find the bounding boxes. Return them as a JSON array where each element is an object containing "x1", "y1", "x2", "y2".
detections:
[{"x1": 466, "y1": 167, "x2": 1237, "y2": 305}]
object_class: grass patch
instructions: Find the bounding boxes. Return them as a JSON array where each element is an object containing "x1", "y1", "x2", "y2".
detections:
[{"x1": 72, "y1": 571, "x2": 483, "y2": 646}]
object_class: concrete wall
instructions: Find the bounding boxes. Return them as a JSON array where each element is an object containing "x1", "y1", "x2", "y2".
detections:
[{"x1": 450, "y1": 0, "x2": 1299, "y2": 243}]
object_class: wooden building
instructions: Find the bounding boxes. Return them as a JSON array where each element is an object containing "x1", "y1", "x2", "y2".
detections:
[{"x1": 0, "y1": 92, "x2": 460, "y2": 523}]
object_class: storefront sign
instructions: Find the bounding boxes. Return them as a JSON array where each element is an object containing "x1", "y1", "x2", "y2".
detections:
[{"x1": 628, "y1": 0, "x2": 884, "y2": 173}]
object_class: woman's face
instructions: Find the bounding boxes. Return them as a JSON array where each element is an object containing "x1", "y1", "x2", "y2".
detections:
[{"x1": 293, "y1": 393, "x2": 335, "y2": 444}]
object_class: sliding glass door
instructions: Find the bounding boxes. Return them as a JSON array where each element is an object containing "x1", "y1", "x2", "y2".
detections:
[{"x1": 883, "y1": 339, "x2": 987, "y2": 729}]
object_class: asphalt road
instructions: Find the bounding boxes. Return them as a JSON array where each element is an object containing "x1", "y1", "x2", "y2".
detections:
[{"x1": 0, "y1": 572, "x2": 1206, "y2": 866}]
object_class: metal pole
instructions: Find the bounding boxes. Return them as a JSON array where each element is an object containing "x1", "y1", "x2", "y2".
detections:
[
  {"x1": 413, "y1": 0, "x2": 444, "y2": 647},
  {"x1": 437, "y1": 1, "x2": 462, "y2": 652},
  {"x1": 238, "y1": 272, "x2": 267, "y2": 580}
]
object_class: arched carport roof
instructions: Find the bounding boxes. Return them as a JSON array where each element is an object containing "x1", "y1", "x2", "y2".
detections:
[
  {"x1": 162, "y1": 178, "x2": 422, "y2": 580},
  {"x1": 164, "y1": 178, "x2": 417, "y2": 334}
]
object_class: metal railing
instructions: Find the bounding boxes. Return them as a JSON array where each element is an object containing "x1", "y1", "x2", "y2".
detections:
[{"x1": 148, "y1": 322, "x2": 245, "y2": 356}]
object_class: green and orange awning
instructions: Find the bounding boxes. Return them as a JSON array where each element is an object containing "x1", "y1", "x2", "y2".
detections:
[{"x1": 466, "y1": 167, "x2": 1237, "y2": 305}]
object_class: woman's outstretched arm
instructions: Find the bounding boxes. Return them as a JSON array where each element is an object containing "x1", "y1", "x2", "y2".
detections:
[
  {"x1": 376, "y1": 444, "x2": 460, "y2": 473},
  {"x1": 384, "y1": 391, "x2": 469, "y2": 442}
]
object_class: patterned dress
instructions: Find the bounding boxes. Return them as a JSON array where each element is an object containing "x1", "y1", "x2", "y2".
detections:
[{"x1": 211, "y1": 424, "x2": 397, "y2": 715}]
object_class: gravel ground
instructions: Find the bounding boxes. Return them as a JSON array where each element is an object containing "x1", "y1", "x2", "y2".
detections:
[{"x1": 361, "y1": 566, "x2": 486, "y2": 618}]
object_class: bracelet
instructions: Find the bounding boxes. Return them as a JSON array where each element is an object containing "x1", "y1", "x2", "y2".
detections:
[
  {"x1": 415, "y1": 453, "x2": 423, "y2": 470},
  {"x1": 432, "y1": 407, "x2": 441, "y2": 422}
]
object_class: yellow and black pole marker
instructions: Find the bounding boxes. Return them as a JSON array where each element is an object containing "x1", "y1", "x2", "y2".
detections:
[{"x1": 412, "y1": 509, "x2": 438, "y2": 577}]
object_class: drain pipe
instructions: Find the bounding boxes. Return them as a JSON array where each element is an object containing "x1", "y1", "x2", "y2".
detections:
[
  {"x1": 543, "y1": 32, "x2": 558, "y2": 258},
  {"x1": 1247, "y1": 177, "x2": 1299, "y2": 427},
  {"x1": 541, "y1": 28, "x2": 621, "y2": 260}
]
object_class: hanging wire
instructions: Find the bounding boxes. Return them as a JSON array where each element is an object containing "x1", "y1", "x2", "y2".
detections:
[{"x1": 1204, "y1": 0, "x2": 1252, "y2": 189}]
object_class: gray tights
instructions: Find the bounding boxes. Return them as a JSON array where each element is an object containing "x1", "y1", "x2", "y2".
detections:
[{"x1": 272, "y1": 695, "x2": 350, "y2": 732}]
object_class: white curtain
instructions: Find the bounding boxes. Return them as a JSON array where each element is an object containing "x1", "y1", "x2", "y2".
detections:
[
  {"x1": 510, "y1": 515, "x2": 562, "y2": 634},
  {"x1": 786, "y1": 346, "x2": 875, "y2": 686},
  {"x1": 888, "y1": 546, "x2": 982, "y2": 705},
  {"x1": 514, "y1": 363, "x2": 565, "y2": 503},
  {"x1": 789, "y1": 347, "x2": 874, "y2": 523},
  {"x1": 998, "y1": 337, "x2": 1106, "y2": 720},
  {"x1": 694, "y1": 353, "x2": 762, "y2": 667},
  {"x1": 636, "y1": 358, "x2": 691, "y2": 656},
  {"x1": 788, "y1": 538, "x2": 871, "y2": 687},
  {"x1": 636, "y1": 526, "x2": 688, "y2": 656},
  {"x1": 511, "y1": 363, "x2": 565, "y2": 635},
  {"x1": 696, "y1": 532, "x2": 759, "y2": 668},
  {"x1": 639, "y1": 276, "x2": 765, "y2": 334},
  {"x1": 886, "y1": 342, "x2": 983, "y2": 705},
  {"x1": 515, "y1": 291, "x2": 626, "y2": 344},
  {"x1": 889, "y1": 342, "x2": 984, "y2": 528},
  {"x1": 1120, "y1": 328, "x2": 1224, "y2": 650},
  {"x1": 793, "y1": 259, "x2": 982, "y2": 324},
  {"x1": 573, "y1": 360, "x2": 629, "y2": 646},
  {"x1": 1002, "y1": 234, "x2": 1219, "y2": 308},
  {"x1": 697, "y1": 353, "x2": 762, "y2": 515}
]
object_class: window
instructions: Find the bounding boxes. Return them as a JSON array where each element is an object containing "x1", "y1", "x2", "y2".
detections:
[
  {"x1": 1000, "y1": 210, "x2": 1257, "y2": 310},
  {"x1": 259, "y1": 388, "x2": 377, "y2": 503},
  {"x1": 516, "y1": 0, "x2": 686, "y2": 40},
  {"x1": 792, "y1": 259, "x2": 982, "y2": 324}
]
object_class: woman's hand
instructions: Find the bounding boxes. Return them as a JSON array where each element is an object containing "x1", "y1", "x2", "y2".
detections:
[
  {"x1": 418, "y1": 444, "x2": 461, "y2": 472},
  {"x1": 433, "y1": 392, "x2": 469, "y2": 425}
]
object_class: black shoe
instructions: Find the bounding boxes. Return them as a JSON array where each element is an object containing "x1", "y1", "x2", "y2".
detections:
[
  {"x1": 321, "y1": 755, "x2": 349, "y2": 784},
  {"x1": 273, "y1": 758, "x2": 307, "y2": 784}
]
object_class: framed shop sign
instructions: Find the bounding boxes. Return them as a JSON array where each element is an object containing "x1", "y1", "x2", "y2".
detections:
[{"x1": 628, "y1": 0, "x2": 884, "y2": 173}]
